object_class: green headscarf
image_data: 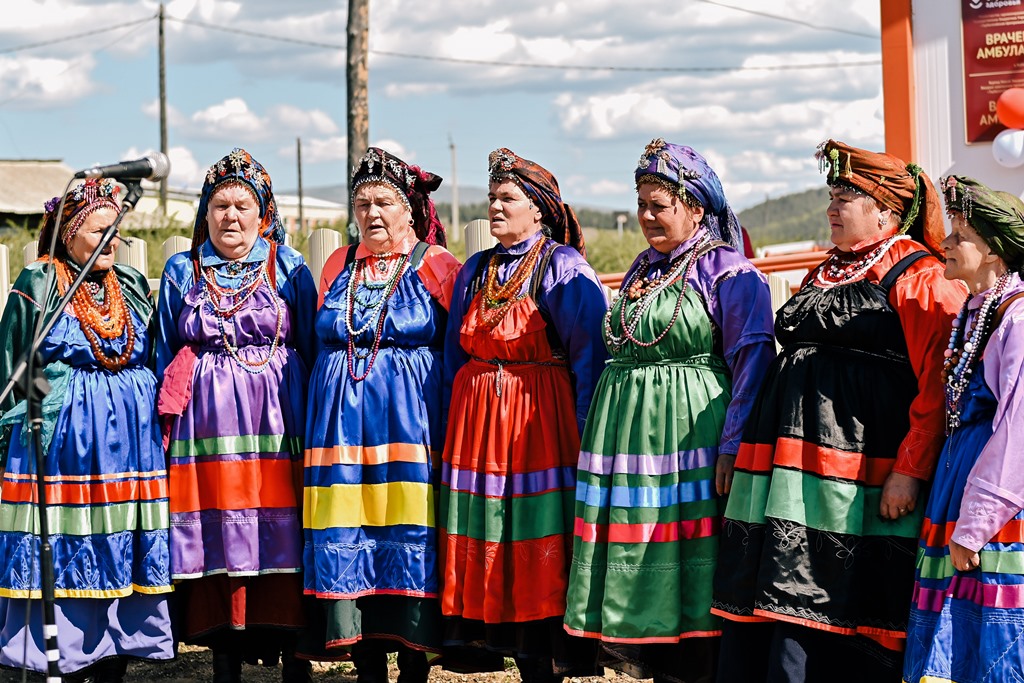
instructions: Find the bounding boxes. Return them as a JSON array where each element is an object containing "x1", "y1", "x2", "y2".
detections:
[{"x1": 942, "y1": 175, "x2": 1024, "y2": 270}]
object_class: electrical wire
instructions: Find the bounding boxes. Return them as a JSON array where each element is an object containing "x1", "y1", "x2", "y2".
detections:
[
  {"x1": 693, "y1": 0, "x2": 879, "y2": 39},
  {"x1": 0, "y1": 15, "x2": 156, "y2": 55}
]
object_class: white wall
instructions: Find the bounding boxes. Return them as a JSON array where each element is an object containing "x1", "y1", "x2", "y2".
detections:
[{"x1": 912, "y1": 0, "x2": 1024, "y2": 197}]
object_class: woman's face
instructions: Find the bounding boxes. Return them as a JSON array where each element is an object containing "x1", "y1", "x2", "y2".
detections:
[
  {"x1": 488, "y1": 180, "x2": 542, "y2": 248},
  {"x1": 353, "y1": 182, "x2": 414, "y2": 254},
  {"x1": 942, "y1": 212, "x2": 999, "y2": 287},
  {"x1": 66, "y1": 206, "x2": 120, "y2": 273},
  {"x1": 207, "y1": 182, "x2": 261, "y2": 260},
  {"x1": 636, "y1": 183, "x2": 704, "y2": 254},
  {"x1": 826, "y1": 185, "x2": 892, "y2": 252}
]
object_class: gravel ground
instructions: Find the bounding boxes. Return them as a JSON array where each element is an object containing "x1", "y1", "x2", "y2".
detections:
[{"x1": 0, "y1": 646, "x2": 628, "y2": 683}]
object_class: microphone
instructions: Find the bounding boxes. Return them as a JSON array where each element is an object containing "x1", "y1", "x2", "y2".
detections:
[{"x1": 74, "y1": 153, "x2": 171, "y2": 181}]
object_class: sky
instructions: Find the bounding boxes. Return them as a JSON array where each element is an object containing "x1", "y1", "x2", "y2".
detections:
[{"x1": 0, "y1": 0, "x2": 884, "y2": 213}]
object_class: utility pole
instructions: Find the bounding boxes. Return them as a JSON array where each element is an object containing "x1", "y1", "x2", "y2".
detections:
[
  {"x1": 158, "y1": 3, "x2": 168, "y2": 216},
  {"x1": 449, "y1": 134, "x2": 460, "y2": 242},
  {"x1": 296, "y1": 137, "x2": 305, "y2": 237},
  {"x1": 346, "y1": 0, "x2": 369, "y2": 244}
]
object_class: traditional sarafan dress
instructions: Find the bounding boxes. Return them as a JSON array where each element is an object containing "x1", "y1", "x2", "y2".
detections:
[
  {"x1": 564, "y1": 229, "x2": 774, "y2": 682},
  {"x1": 712, "y1": 236, "x2": 965, "y2": 678},
  {"x1": 157, "y1": 237, "x2": 316, "y2": 655},
  {"x1": 904, "y1": 273, "x2": 1024, "y2": 683},
  {"x1": 303, "y1": 235, "x2": 460, "y2": 655},
  {"x1": 0, "y1": 260, "x2": 172, "y2": 674},
  {"x1": 439, "y1": 230, "x2": 608, "y2": 674}
]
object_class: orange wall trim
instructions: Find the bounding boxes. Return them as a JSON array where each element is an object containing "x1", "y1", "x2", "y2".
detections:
[{"x1": 881, "y1": 0, "x2": 916, "y2": 162}]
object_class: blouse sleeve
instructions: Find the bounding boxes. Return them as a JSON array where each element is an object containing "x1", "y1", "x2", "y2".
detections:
[
  {"x1": 155, "y1": 258, "x2": 188, "y2": 380},
  {"x1": 441, "y1": 254, "x2": 480, "y2": 429},
  {"x1": 0, "y1": 266, "x2": 45, "y2": 416},
  {"x1": 416, "y1": 246, "x2": 462, "y2": 311},
  {"x1": 278, "y1": 254, "x2": 318, "y2": 370},
  {"x1": 537, "y1": 251, "x2": 610, "y2": 436},
  {"x1": 951, "y1": 305, "x2": 1024, "y2": 552},
  {"x1": 708, "y1": 269, "x2": 776, "y2": 455},
  {"x1": 890, "y1": 261, "x2": 966, "y2": 479}
]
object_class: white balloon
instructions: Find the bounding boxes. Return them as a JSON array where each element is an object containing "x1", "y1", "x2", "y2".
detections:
[{"x1": 992, "y1": 128, "x2": 1024, "y2": 168}]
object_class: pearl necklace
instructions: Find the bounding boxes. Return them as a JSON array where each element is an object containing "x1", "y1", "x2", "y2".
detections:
[
  {"x1": 943, "y1": 271, "x2": 1013, "y2": 432},
  {"x1": 344, "y1": 253, "x2": 410, "y2": 381},
  {"x1": 814, "y1": 234, "x2": 910, "y2": 289},
  {"x1": 202, "y1": 266, "x2": 284, "y2": 374},
  {"x1": 604, "y1": 235, "x2": 707, "y2": 350}
]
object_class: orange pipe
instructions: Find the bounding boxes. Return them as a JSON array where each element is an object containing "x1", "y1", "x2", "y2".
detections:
[{"x1": 881, "y1": 0, "x2": 916, "y2": 161}]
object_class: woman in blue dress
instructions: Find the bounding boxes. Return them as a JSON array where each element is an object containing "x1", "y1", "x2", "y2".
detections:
[
  {"x1": 303, "y1": 147, "x2": 460, "y2": 683},
  {"x1": 0, "y1": 179, "x2": 172, "y2": 682}
]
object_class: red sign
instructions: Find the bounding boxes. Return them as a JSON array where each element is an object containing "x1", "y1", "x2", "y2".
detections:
[{"x1": 961, "y1": 0, "x2": 1024, "y2": 143}]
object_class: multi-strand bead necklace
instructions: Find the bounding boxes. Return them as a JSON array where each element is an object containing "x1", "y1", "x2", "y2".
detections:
[
  {"x1": 56, "y1": 259, "x2": 135, "y2": 372},
  {"x1": 814, "y1": 234, "x2": 910, "y2": 289},
  {"x1": 943, "y1": 271, "x2": 1012, "y2": 432},
  {"x1": 474, "y1": 237, "x2": 547, "y2": 330},
  {"x1": 201, "y1": 262, "x2": 284, "y2": 375},
  {"x1": 604, "y1": 234, "x2": 708, "y2": 350},
  {"x1": 345, "y1": 253, "x2": 410, "y2": 381}
]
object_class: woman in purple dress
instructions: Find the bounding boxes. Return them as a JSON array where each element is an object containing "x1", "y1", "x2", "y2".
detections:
[{"x1": 156, "y1": 148, "x2": 316, "y2": 683}]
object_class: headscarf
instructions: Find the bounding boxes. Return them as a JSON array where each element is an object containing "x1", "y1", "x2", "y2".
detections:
[
  {"x1": 815, "y1": 139, "x2": 944, "y2": 257},
  {"x1": 350, "y1": 147, "x2": 447, "y2": 247},
  {"x1": 942, "y1": 175, "x2": 1024, "y2": 271},
  {"x1": 191, "y1": 148, "x2": 285, "y2": 261},
  {"x1": 634, "y1": 138, "x2": 742, "y2": 252},
  {"x1": 37, "y1": 179, "x2": 120, "y2": 258},
  {"x1": 487, "y1": 147, "x2": 586, "y2": 256}
]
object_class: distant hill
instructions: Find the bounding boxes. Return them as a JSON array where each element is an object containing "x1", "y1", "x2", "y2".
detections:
[
  {"x1": 738, "y1": 187, "x2": 831, "y2": 249},
  {"x1": 296, "y1": 182, "x2": 834, "y2": 249}
]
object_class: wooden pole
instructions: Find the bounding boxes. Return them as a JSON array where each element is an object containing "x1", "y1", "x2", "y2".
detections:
[
  {"x1": 297, "y1": 137, "x2": 305, "y2": 237},
  {"x1": 158, "y1": 3, "x2": 168, "y2": 217},
  {"x1": 346, "y1": 0, "x2": 369, "y2": 244},
  {"x1": 449, "y1": 134, "x2": 460, "y2": 241}
]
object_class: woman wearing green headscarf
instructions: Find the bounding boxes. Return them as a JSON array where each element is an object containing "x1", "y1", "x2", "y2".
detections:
[{"x1": 904, "y1": 176, "x2": 1024, "y2": 683}]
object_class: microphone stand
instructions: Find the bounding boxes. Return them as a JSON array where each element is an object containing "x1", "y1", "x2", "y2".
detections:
[{"x1": 1, "y1": 180, "x2": 143, "y2": 683}]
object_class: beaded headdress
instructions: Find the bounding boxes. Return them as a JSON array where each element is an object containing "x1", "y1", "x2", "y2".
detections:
[
  {"x1": 487, "y1": 147, "x2": 586, "y2": 256},
  {"x1": 191, "y1": 148, "x2": 285, "y2": 260},
  {"x1": 37, "y1": 178, "x2": 120, "y2": 258},
  {"x1": 350, "y1": 147, "x2": 447, "y2": 247},
  {"x1": 815, "y1": 139, "x2": 944, "y2": 257},
  {"x1": 942, "y1": 174, "x2": 1024, "y2": 270},
  {"x1": 634, "y1": 138, "x2": 742, "y2": 252}
]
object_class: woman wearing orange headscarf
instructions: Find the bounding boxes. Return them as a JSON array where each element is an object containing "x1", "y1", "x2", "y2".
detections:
[{"x1": 712, "y1": 140, "x2": 967, "y2": 681}]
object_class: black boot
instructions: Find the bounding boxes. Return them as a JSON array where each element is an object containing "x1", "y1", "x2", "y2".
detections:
[
  {"x1": 396, "y1": 647, "x2": 429, "y2": 683},
  {"x1": 281, "y1": 645, "x2": 313, "y2": 683},
  {"x1": 514, "y1": 655, "x2": 563, "y2": 683},
  {"x1": 212, "y1": 645, "x2": 243, "y2": 683},
  {"x1": 352, "y1": 640, "x2": 389, "y2": 683},
  {"x1": 93, "y1": 657, "x2": 129, "y2": 683}
]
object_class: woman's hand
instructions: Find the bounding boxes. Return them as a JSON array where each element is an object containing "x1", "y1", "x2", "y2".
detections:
[
  {"x1": 716, "y1": 453, "x2": 736, "y2": 496},
  {"x1": 950, "y1": 540, "x2": 981, "y2": 572},
  {"x1": 880, "y1": 471, "x2": 920, "y2": 520}
]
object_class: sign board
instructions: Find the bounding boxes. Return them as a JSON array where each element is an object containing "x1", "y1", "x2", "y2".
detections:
[{"x1": 961, "y1": 0, "x2": 1024, "y2": 143}]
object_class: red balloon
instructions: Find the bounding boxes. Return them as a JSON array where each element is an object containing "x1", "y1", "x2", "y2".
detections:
[{"x1": 997, "y1": 88, "x2": 1024, "y2": 129}]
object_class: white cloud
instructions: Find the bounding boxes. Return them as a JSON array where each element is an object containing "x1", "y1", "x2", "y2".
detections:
[
  {"x1": 0, "y1": 55, "x2": 97, "y2": 108},
  {"x1": 268, "y1": 105, "x2": 338, "y2": 135},
  {"x1": 141, "y1": 99, "x2": 187, "y2": 127},
  {"x1": 190, "y1": 98, "x2": 263, "y2": 138},
  {"x1": 183, "y1": 98, "x2": 342, "y2": 143},
  {"x1": 121, "y1": 144, "x2": 205, "y2": 188},
  {"x1": 292, "y1": 136, "x2": 347, "y2": 164},
  {"x1": 371, "y1": 139, "x2": 414, "y2": 162}
]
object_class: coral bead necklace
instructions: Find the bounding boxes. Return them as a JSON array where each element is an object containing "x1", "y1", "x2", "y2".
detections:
[
  {"x1": 475, "y1": 236, "x2": 547, "y2": 330},
  {"x1": 55, "y1": 259, "x2": 135, "y2": 372}
]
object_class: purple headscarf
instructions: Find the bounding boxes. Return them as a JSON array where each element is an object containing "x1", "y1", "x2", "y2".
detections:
[{"x1": 634, "y1": 138, "x2": 742, "y2": 251}]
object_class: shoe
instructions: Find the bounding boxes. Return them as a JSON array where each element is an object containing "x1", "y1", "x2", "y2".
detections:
[{"x1": 212, "y1": 646, "x2": 243, "y2": 683}]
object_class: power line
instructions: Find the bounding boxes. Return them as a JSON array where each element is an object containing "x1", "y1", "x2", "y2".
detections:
[
  {"x1": 0, "y1": 15, "x2": 156, "y2": 55},
  {"x1": 168, "y1": 14, "x2": 881, "y2": 73},
  {"x1": 370, "y1": 49, "x2": 880, "y2": 72},
  {"x1": 693, "y1": 0, "x2": 879, "y2": 40}
]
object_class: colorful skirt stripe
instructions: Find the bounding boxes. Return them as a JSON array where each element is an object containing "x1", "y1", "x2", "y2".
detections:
[
  {"x1": 565, "y1": 355, "x2": 728, "y2": 643},
  {"x1": 904, "y1": 374, "x2": 1024, "y2": 683},
  {"x1": 440, "y1": 358, "x2": 579, "y2": 625}
]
